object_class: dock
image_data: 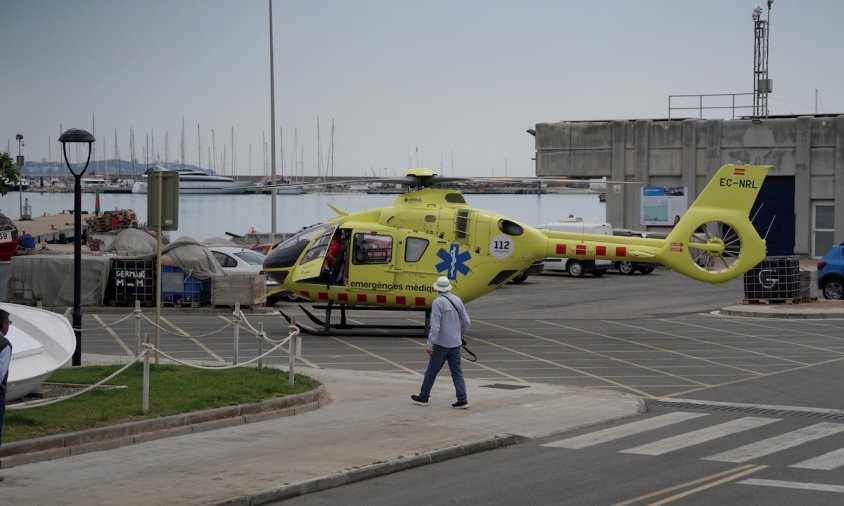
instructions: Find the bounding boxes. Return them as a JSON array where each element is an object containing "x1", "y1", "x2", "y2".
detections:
[{"x1": 13, "y1": 212, "x2": 85, "y2": 248}]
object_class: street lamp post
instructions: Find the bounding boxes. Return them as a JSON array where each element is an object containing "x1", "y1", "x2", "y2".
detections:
[
  {"x1": 59, "y1": 128, "x2": 96, "y2": 366},
  {"x1": 15, "y1": 133, "x2": 24, "y2": 220}
]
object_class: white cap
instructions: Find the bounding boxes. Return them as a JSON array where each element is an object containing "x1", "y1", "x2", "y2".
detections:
[{"x1": 433, "y1": 276, "x2": 453, "y2": 292}]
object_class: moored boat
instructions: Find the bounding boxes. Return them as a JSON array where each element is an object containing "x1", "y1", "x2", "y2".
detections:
[
  {"x1": 131, "y1": 167, "x2": 253, "y2": 194},
  {"x1": 2, "y1": 302, "x2": 76, "y2": 401}
]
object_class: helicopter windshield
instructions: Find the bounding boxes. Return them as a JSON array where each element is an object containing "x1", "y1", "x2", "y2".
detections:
[{"x1": 266, "y1": 223, "x2": 335, "y2": 269}]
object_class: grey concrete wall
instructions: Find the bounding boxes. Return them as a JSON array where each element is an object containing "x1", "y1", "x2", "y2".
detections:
[{"x1": 533, "y1": 115, "x2": 844, "y2": 257}]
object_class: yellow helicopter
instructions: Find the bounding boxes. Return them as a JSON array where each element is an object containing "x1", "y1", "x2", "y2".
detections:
[{"x1": 263, "y1": 163, "x2": 769, "y2": 334}]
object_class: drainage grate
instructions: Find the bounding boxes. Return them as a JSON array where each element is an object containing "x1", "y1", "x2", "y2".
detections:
[
  {"x1": 480, "y1": 383, "x2": 530, "y2": 390},
  {"x1": 649, "y1": 400, "x2": 844, "y2": 422}
]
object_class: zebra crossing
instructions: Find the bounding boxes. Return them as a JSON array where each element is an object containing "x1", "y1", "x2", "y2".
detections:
[{"x1": 542, "y1": 411, "x2": 844, "y2": 475}]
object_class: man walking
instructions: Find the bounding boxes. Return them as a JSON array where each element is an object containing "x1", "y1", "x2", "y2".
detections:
[
  {"x1": 0, "y1": 309, "x2": 12, "y2": 481},
  {"x1": 411, "y1": 276, "x2": 471, "y2": 409}
]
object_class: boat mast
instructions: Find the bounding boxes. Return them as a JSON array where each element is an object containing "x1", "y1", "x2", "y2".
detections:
[
  {"x1": 197, "y1": 123, "x2": 202, "y2": 170},
  {"x1": 316, "y1": 115, "x2": 322, "y2": 181},
  {"x1": 181, "y1": 117, "x2": 186, "y2": 170}
]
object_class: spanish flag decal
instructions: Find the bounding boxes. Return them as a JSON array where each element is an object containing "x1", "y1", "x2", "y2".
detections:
[{"x1": 734, "y1": 167, "x2": 746, "y2": 175}]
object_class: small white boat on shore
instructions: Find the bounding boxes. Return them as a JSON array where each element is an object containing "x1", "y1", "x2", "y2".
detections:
[{"x1": 2, "y1": 303, "x2": 76, "y2": 401}]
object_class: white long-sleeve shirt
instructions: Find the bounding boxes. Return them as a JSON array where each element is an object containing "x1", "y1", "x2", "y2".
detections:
[{"x1": 427, "y1": 293, "x2": 470, "y2": 349}]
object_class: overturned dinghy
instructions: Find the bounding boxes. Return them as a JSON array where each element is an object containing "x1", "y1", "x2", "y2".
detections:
[{"x1": 2, "y1": 303, "x2": 76, "y2": 401}]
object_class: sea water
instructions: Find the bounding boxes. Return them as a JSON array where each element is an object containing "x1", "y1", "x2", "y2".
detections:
[{"x1": 1, "y1": 191, "x2": 605, "y2": 242}]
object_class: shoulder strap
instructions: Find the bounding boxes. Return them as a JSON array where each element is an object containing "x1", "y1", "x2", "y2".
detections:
[{"x1": 441, "y1": 294, "x2": 477, "y2": 363}]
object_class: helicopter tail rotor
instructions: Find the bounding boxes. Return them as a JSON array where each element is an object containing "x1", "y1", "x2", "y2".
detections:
[{"x1": 658, "y1": 164, "x2": 769, "y2": 285}]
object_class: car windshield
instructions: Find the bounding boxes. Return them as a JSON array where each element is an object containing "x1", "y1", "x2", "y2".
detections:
[{"x1": 233, "y1": 250, "x2": 265, "y2": 266}]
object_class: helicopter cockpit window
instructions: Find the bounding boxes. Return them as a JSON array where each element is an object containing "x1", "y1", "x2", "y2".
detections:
[
  {"x1": 300, "y1": 225, "x2": 338, "y2": 265},
  {"x1": 445, "y1": 193, "x2": 466, "y2": 204},
  {"x1": 498, "y1": 219, "x2": 524, "y2": 236},
  {"x1": 353, "y1": 233, "x2": 393, "y2": 264},
  {"x1": 266, "y1": 223, "x2": 333, "y2": 268},
  {"x1": 404, "y1": 237, "x2": 428, "y2": 263}
]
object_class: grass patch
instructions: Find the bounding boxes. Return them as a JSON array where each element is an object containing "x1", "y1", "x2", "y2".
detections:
[{"x1": 4, "y1": 364, "x2": 319, "y2": 443}]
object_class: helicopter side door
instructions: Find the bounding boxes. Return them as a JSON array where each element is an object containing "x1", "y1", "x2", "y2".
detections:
[{"x1": 346, "y1": 231, "x2": 396, "y2": 299}]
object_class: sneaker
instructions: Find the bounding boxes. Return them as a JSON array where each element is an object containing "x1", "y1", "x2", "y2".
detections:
[
  {"x1": 411, "y1": 394, "x2": 429, "y2": 406},
  {"x1": 452, "y1": 401, "x2": 470, "y2": 409}
]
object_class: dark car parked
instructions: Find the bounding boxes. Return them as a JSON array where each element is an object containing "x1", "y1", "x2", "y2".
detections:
[
  {"x1": 818, "y1": 243, "x2": 844, "y2": 300},
  {"x1": 510, "y1": 260, "x2": 544, "y2": 283}
]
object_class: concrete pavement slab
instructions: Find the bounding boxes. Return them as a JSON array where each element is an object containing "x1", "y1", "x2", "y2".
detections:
[{"x1": 0, "y1": 368, "x2": 640, "y2": 505}]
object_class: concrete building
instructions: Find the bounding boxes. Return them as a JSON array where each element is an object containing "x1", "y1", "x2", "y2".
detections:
[{"x1": 532, "y1": 115, "x2": 844, "y2": 258}]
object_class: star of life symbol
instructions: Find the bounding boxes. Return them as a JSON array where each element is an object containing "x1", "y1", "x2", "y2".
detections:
[{"x1": 435, "y1": 243, "x2": 471, "y2": 281}]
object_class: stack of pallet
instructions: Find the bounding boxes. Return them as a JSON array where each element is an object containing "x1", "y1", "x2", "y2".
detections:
[{"x1": 84, "y1": 209, "x2": 139, "y2": 233}]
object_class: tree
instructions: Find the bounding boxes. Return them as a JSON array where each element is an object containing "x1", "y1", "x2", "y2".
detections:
[{"x1": 0, "y1": 151, "x2": 22, "y2": 196}]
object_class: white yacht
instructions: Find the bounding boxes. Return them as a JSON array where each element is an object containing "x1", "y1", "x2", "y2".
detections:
[{"x1": 131, "y1": 167, "x2": 253, "y2": 194}]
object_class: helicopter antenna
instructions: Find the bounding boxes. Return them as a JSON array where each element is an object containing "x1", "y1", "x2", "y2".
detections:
[{"x1": 763, "y1": 214, "x2": 776, "y2": 240}]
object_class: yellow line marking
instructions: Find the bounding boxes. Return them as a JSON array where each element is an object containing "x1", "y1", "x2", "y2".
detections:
[
  {"x1": 528, "y1": 320, "x2": 712, "y2": 387},
  {"x1": 160, "y1": 316, "x2": 225, "y2": 363},
  {"x1": 668, "y1": 354, "x2": 844, "y2": 397},
  {"x1": 607, "y1": 320, "x2": 795, "y2": 371},
  {"x1": 659, "y1": 318, "x2": 827, "y2": 363},
  {"x1": 475, "y1": 321, "x2": 652, "y2": 397},
  {"x1": 403, "y1": 337, "x2": 527, "y2": 383},
  {"x1": 332, "y1": 336, "x2": 420, "y2": 375},
  {"x1": 93, "y1": 314, "x2": 134, "y2": 357},
  {"x1": 644, "y1": 465, "x2": 767, "y2": 505},
  {"x1": 610, "y1": 464, "x2": 758, "y2": 506}
]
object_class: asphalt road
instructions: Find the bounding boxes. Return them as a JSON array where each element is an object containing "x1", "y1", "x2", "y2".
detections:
[{"x1": 76, "y1": 267, "x2": 844, "y2": 504}]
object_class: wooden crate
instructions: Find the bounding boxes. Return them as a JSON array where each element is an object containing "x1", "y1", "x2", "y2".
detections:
[{"x1": 211, "y1": 274, "x2": 266, "y2": 308}]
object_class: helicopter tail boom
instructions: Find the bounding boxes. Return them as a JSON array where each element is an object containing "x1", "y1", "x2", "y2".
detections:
[{"x1": 539, "y1": 164, "x2": 768, "y2": 285}]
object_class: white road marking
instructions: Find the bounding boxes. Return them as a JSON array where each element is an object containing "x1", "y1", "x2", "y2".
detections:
[
  {"x1": 790, "y1": 447, "x2": 844, "y2": 470},
  {"x1": 621, "y1": 417, "x2": 780, "y2": 456},
  {"x1": 542, "y1": 412, "x2": 707, "y2": 449},
  {"x1": 704, "y1": 422, "x2": 844, "y2": 463},
  {"x1": 739, "y1": 478, "x2": 844, "y2": 493}
]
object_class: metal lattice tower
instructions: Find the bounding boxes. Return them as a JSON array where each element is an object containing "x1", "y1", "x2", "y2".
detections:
[{"x1": 752, "y1": 2, "x2": 773, "y2": 117}]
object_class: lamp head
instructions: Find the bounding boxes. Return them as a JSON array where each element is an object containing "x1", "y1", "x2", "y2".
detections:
[{"x1": 58, "y1": 128, "x2": 96, "y2": 144}]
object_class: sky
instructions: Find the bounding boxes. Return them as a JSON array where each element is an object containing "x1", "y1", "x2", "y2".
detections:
[{"x1": 1, "y1": 0, "x2": 842, "y2": 179}]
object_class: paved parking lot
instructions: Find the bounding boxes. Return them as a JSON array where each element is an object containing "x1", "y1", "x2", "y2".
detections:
[{"x1": 77, "y1": 269, "x2": 844, "y2": 400}]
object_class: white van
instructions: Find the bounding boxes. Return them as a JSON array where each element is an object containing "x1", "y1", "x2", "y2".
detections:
[{"x1": 535, "y1": 218, "x2": 613, "y2": 277}]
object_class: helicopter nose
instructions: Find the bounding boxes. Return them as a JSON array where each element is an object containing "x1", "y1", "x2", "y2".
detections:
[{"x1": 265, "y1": 270, "x2": 289, "y2": 285}]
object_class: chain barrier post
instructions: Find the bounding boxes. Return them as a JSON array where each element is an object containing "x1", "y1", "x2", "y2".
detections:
[
  {"x1": 233, "y1": 303, "x2": 241, "y2": 365},
  {"x1": 134, "y1": 299, "x2": 142, "y2": 355},
  {"x1": 143, "y1": 334, "x2": 150, "y2": 415},
  {"x1": 257, "y1": 322, "x2": 264, "y2": 369},
  {"x1": 288, "y1": 320, "x2": 297, "y2": 386}
]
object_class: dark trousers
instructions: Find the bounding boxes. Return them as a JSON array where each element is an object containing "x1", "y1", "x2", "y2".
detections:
[{"x1": 419, "y1": 345, "x2": 467, "y2": 403}]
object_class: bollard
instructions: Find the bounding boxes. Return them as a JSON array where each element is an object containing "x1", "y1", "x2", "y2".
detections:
[
  {"x1": 257, "y1": 322, "x2": 264, "y2": 369},
  {"x1": 143, "y1": 334, "x2": 150, "y2": 415},
  {"x1": 288, "y1": 321, "x2": 297, "y2": 386},
  {"x1": 233, "y1": 303, "x2": 241, "y2": 365},
  {"x1": 134, "y1": 300, "x2": 142, "y2": 355}
]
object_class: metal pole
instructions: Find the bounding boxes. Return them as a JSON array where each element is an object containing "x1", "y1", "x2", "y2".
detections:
[
  {"x1": 258, "y1": 322, "x2": 264, "y2": 369},
  {"x1": 143, "y1": 334, "x2": 150, "y2": 415},
  {"x1": 268, "y1": 0, "x2": 278, "y2": 243},
  {"x1": 233, "y1": 303, "x2": 241, "y2": 365},
  {"x1": 134, "y1": 299, "x2": 142, "y2": 355},
  {"x1": 72, "y1": 172, "x2": 83, "y2": 365}
]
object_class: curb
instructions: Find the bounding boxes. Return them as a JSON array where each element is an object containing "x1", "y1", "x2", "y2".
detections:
[
  {"x1": 209, "y1": 434, "x2": 524, "y2": 506},
  {"x1": 0, "y1": 385, "x2": 327, "y2": 469}
]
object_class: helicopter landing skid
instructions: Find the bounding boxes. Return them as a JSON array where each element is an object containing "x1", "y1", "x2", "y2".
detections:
[{"x1": 280, "y1": 302, "x2": 430, "y2": 336}]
